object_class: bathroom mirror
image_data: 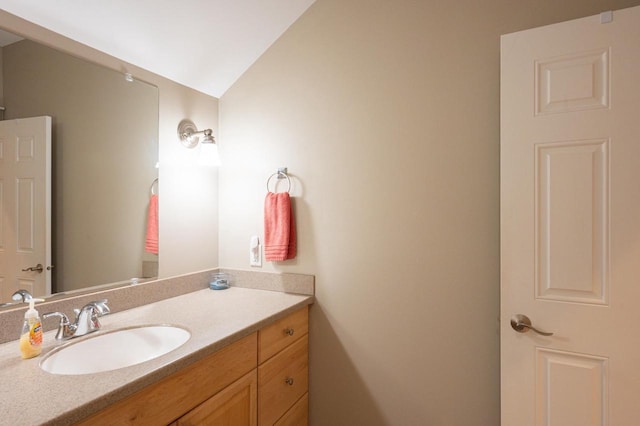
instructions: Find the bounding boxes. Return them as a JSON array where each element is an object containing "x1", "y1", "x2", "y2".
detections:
[{"x1": 0, "y1": 28, "x2": 159, "y2": 306}]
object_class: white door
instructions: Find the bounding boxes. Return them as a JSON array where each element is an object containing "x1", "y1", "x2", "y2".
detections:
[
  {"x1": 501, "y1": 6, "x2": 640, "y2": 425},
  {"x1": 0, "y1": 117, "x2": 52, "y2": 303}
]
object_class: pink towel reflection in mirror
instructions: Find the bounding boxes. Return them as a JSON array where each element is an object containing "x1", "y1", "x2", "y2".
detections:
[{"x1": 145, "y1": 194, "x2": 159, "y2": 254}]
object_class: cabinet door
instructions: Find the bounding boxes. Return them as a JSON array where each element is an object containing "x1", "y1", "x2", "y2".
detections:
[
  {"x1": 177, "y1": 370, "x2": 257, "y2": 426},
  {"x1": 274, "y1": 393, "x2": 308, "y2": 426},
  {"x1": 258, "y1": 335, "x2": 308, "y2": 425}
]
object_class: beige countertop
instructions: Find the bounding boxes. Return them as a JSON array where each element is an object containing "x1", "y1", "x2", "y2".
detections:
[{"x1": 0, "y1": 287, "x2": 313, "y2": 425}]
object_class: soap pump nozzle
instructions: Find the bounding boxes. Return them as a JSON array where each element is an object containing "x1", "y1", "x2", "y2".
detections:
[{"x1": 25, "y1": 298, "x2": 44, "y2": 319}]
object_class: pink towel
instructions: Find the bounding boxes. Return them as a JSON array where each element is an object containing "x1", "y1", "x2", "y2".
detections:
[
  {"x1": 264, "y1": 192, "x2": 296, "y2": 261},
  {"x1": 145, "y1": 194, "x2": 159, "y2": 254}
]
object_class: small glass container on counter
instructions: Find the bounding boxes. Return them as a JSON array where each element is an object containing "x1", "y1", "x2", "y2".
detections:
[{"x1": 209, "y1": 272, "x2": 232, "y2": 290}]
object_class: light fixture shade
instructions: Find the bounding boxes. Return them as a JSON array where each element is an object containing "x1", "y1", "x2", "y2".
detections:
[{"x1": 199, "y1": 140, "x2": 221, "y2": 166}]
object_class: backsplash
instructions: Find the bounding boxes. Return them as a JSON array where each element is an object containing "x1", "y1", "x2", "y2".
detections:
[{"x1": 0, "y1": 268, "x2": 314, "y2": 344}]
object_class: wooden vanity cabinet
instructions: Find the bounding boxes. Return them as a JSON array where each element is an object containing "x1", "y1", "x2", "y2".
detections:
[
  {"x1": 77, "y1": 306, "x2": 309, "y2": 426},
  {"x1": 258, "y1": 306, "x2": 309, "y2": 426},
  {"x1": 77, "y1": 333, "x2": 257, "y2": 425}
]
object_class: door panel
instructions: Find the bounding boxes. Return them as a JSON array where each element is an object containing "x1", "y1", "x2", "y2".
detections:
[
  {"x1": 535, "y1": 49, "x2": 609, "y2": 115},
  {"x1": 17, "y1": 177, "x2": 36, "y2": 251},
  {"x1": 535, "y1": 139, "x2": 609, "y2": 305},
  {"x1": 501, "y1": 6, "x2": 640, "y2": 425},
  {"x1": 536, "y1": 348, "x2": 608, "y2": 426}
]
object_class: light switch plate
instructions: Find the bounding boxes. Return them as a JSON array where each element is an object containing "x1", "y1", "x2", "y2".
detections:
[{"x1": 250, "y1": 236, "x2": 262, "y2": 267}]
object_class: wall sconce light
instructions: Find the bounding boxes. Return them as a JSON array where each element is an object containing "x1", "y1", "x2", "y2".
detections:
[{"x1": 177, "y1": 119, "x2": 220, "y2": 166}]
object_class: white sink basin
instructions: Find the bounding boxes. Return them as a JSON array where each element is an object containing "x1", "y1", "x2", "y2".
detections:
[{"x1": 40, "y1": 325, "x2": 191, "y2": 375}]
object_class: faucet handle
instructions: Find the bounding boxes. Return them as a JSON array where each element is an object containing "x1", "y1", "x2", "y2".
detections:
[
  {"x1": 91, "y1": 299, "x2": 110, "y2": 316},
  {"x1": 43, "y1": 312, "x2": 73, "y2": 341},
  {"x1": 43, "y1": 311, "x2": 70, "y2": 323},
  {"x1": 74, "y1": 299, "x2": 110, "y2": 318}
]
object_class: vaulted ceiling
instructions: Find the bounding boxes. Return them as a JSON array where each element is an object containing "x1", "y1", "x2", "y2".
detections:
[{"x1": 0, "y1": 0, "x2": 316, "y2": 98}]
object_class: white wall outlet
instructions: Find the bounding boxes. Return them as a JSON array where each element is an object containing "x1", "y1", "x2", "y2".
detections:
[{"x1": 250, "y1": 235, "x2": 262, "y2": 267}]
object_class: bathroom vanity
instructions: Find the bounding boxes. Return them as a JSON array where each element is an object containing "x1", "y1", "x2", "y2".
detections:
[
  {"x1": 0, "y1": 277, "x2": 313, "y2": 425},
  {"x1": 79, "y1": 306, "x2": 309, "y2": 425}
]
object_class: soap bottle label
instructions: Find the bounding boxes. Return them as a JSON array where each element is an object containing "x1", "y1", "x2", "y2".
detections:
[
  {"x1": 20, "y1": 319, "x2": 43, "y2": 359},
  {"x1": 29, "y1": 322, "x2": 42, "y2": 346}
]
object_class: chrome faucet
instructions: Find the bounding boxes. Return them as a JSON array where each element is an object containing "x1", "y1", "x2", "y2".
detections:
[
  {"x1": 0, "y1": 289, "x2": 34, "y2": 307},
  {"x1": 74, "y1": 300, "x2": 110, "y2": 336},
  {"x1": 12, "y1": 289, "x2": 33, "y2": 303},
  {"x1": 43, "y1": 299, "x2": 110, "y2": 340}
]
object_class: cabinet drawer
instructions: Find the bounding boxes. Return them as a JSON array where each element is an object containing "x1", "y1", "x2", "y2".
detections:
[
  {"x1": 258, "y1": 334, "x2": 308, "y2": 425},
  {"x1": 274, "y1": 393, "x2": 308, "y2": 426},
  {"x1": 258, "y1": 306, "x2": 308, "y2": 364}
]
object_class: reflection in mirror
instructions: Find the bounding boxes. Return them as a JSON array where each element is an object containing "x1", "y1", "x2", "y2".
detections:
[{"x1": 0, "y1": 29, "x2": 159, "y2": 306}]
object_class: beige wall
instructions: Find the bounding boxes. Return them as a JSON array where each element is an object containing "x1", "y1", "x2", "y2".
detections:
[
  {"x1": 219, "y1": 0, "x2": 640, "y2": 424},
  {"x1": 0, "y1": 10, "x2": 219, "y2": 284}
]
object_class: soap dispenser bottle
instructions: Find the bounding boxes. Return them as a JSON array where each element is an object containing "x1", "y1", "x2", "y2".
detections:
[{"x1": 19, "y1": 298, "x2": 44, "y2": 359}]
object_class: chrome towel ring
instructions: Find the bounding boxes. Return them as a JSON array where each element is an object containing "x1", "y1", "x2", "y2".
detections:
[
  {"x1": 150, "y1": 178, "x2": 159, "y2": 195},
  {"x1": 266, "y1": 168, "x2": 291, "y2": 193}
]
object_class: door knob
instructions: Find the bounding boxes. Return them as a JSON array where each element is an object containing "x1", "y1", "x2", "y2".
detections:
[
  {"x1": 510, "y1": 314, "x2": 553, "y2": 336},
  {"x1": 21, "y1": 264, "x2": 44, "y2": 273}
]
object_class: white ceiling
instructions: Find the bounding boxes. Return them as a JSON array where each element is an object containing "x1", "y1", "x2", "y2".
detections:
[{"x1": 0, "y1": 0, "x2": 315, "y2": 98}]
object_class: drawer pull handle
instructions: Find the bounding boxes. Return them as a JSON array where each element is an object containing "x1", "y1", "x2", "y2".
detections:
[
  {"x1": 284, "y1": 328, "x2": 295, "y2": 336},
  {"x1": 285, "y1": 377, "x2": 294, "y2": 386}
]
